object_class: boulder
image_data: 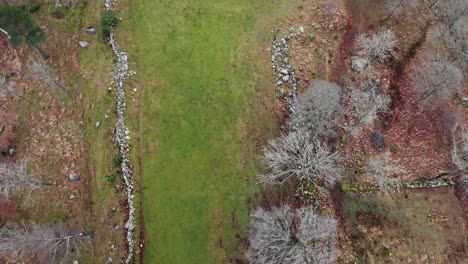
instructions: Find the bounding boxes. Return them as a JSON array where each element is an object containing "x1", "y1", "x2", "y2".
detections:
[
  {"x1": 85, "y1": 27, "x2": 96, "y2": 34},
  {"x1": 351, "y1": 58, "x2": 369, "y2": 72},
  {"x1": 69, "y1": 173, "x2": 79, "y2": 181},
  {"x1": 462, "y1": 97, "x2": 468, "y2": 107},
  {"x1": 78, "y1": 41, "x2": 89, "y2": 48},
  {"x1": 371, "y1": 131, "x2": 385, "y2": 149},
  {"x1": 105, "y1": 257, "x2": 113, "y2": 264}
]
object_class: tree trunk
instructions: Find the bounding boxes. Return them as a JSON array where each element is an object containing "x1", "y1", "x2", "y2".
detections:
[{"x1": 35, "y1": 46, "x2": 49, "y2": 60}]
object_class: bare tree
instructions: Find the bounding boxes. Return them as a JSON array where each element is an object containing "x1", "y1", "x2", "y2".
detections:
[
  {"x1": 0, "y1": 159, "x2": 44, "y2": 204},
  {"x1": 260, "y1": 132, "x2": 341, "y2": 187},
  {"x1": 28, "y1": 59, "x2": 67, "y2": 92},
  {"x1": 0, "y1": 223, "x2": 90, "y2": 263},
  {"x1": 289, "y1": 80, "x2": 344, "y2": 140},
  {"x1": 248, "y1": 205, "x2": 337, "y2": 264},
  {"x1": 435, "y1": 0, "x2": 468, "y2": 30},
  {"x1": 346, "y1": 87, "x2": 391, "y2": 135},
  {"x1": 367, "y1": 152, "x2": 403, "y2": 194},
  {"x1": 412, "y1": 56, "x2": 463, "y2": 105},
  {"x1": 0, "y1": 226, "x2": 29, "y2": 257},
  {"x1": 356, "y1": 28, "x2": 397, "y2": 63},
  {"x1": 433, "y1": 8, "x2": 468, "y2": 68}
]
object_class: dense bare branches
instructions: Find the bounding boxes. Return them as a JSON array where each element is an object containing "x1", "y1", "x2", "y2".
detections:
[
  {"x1": 412, "y1": 56, "x2": 463, "y2": 104},
  {"x1": 346, "y1": 87, "x2": 391, "y2": 135},
  {"x1": 0, "y1": 223, "x2": 90, "y2": 263},
  {"x1": 28, "y1": 59, "x2": 66, "y2": 92},
  {"x1": 260, "y1": 132, "x2": 341, "y2": 186},
  {"x1": 434, "y1": 10, "x2": 468, "y2": 68},
  {"x1": 248, "y1": 205, "x2": 337, "y2": 264},
  {"x1": 367, "y1": 152, "x2": 403, "y2": 194},
  {"x1": 29, "y1": 223, "x2": 90, "y2": 263},
  {"x1": 289, "y1": 80, "x2": 344, "y2": 140},
  {"x1": 356, "y1": 28, "x2": 397, "y2": 63},
  {"x1": 0, "y1": 226, "x2": 29, "y2": 257},
  {"x1": 0, "y1": 159, "x2": 42, "y2": 204}
]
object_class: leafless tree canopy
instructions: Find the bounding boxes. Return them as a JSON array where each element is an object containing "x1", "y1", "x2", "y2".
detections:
[
  {"x1": 0, "y1": 226, "x2": 29, "y2": 257},
  {"x1": 260, "y1": 132, "x2": 341, "y2": 186},
  {"x1": 346, "y1": 87, "x2": 390, "y2": 135},
  {"x1": 248, "y1": 205, "x2": 338, "y2": 264},
  {"x1": 0, "y1": 223, "x2": 90, "y2": 263},
  {"x1": 28, "y1": 59, "x2": 66, "y2": 92},
  {"x1": 367, "y1": 152, "x2": 403, "y2": 194},
  {"x1": 289, "y1": 80, "x2": 344, "y2": 140},
  {"x1": 0, "y1": 159, "x2": 42, "y2": 204},
  {"x1": 356, "y1": 28, "x2": 397, "y2": 62},
  {"x1": 412, "y1": 56, "x2": 463, "y2": 104}
]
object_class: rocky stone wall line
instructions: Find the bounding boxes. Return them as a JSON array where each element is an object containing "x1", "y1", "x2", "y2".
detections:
[{"x1": 104, "y1": 1, "x2": 136, "y2": 263}]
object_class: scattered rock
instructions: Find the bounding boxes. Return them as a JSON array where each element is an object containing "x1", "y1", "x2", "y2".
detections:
[
  {"x1": 107, "y1": 87, "x2": 113, "y2": 93},
  {"x1": 351, "y1": 58, "x2": 369, "y2": 72},
  {"x1": 8, "y1": 148, "x2": 14, "y2": 156},
  {"x1": 370, "y1": 131, "x2": 385, "y2": 149},
  {"x1": 78, "y1": 41, "x2": 89, "y2": 48},
  {"x1": 73, "y1": 261, "x2": 78, "y2": 264},
  {"x1": 105, "y1": 114, "x2": 109, "y2": 119},
  {"x1": 462, "y1": 97, "x2": 468, "y2": 107},
  {"x1": 69, "y1": 173, "x2": 80, "y2": 181},
  {"x1": 105, "y1": 257, "x2": 113, "y2": 264},
  {"x1": 95, "y1": 121, "x2": 101, "y2": 127},
  {"x1": 85, "y1": 27, "x2": 97, "y2": 34},
  {"x1": 69, "y1": 194, "x2": 77, "y2": 200}
]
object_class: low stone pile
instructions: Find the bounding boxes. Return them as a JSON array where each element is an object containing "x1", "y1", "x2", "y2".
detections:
[
  {"x1": 271, "y1": 28, "x2": 304, "y2": 99},
  {"x1": 105, "y1": 0, "x2": 136, "y2": 263}
]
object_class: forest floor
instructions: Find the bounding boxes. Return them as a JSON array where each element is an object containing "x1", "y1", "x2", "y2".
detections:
[{"x1": 1, "y1": 2, "x2": 128, "y2": 263}]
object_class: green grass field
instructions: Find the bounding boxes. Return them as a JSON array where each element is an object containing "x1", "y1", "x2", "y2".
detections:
[{"x1": 118, "y1": 0, "x2": 297, "y2": 263}]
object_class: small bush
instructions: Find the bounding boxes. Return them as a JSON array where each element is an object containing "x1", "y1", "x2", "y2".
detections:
[
  {"x1": 101, "y1": 11, "x2": 119, "y2": 39},
  {"x1": 28, "y1": 3, "x2": 41, "y2": 13},
  {"x1": 307, "y1": 34, "x2": 315, "y2": 41},
  {"x1": 104, "y1": 173, "x2": 116, "y2": 183},
  {"x1": 112, "y1": 154, "x2": 123, "y2": 166}
]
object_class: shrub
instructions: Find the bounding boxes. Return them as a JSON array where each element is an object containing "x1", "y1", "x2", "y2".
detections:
[
  {"x1": 104, "y1": 173, "x2": 116, "y2": 183},
  {"x1": 101, "y1": 11, "x2": 119, "y2": 39},
  {"x1": 112, "y1": 154, "x2": 123, "y2": 166},
  {"x1": 28, "y1": 3, "x2": 41, "y2": 13}
]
